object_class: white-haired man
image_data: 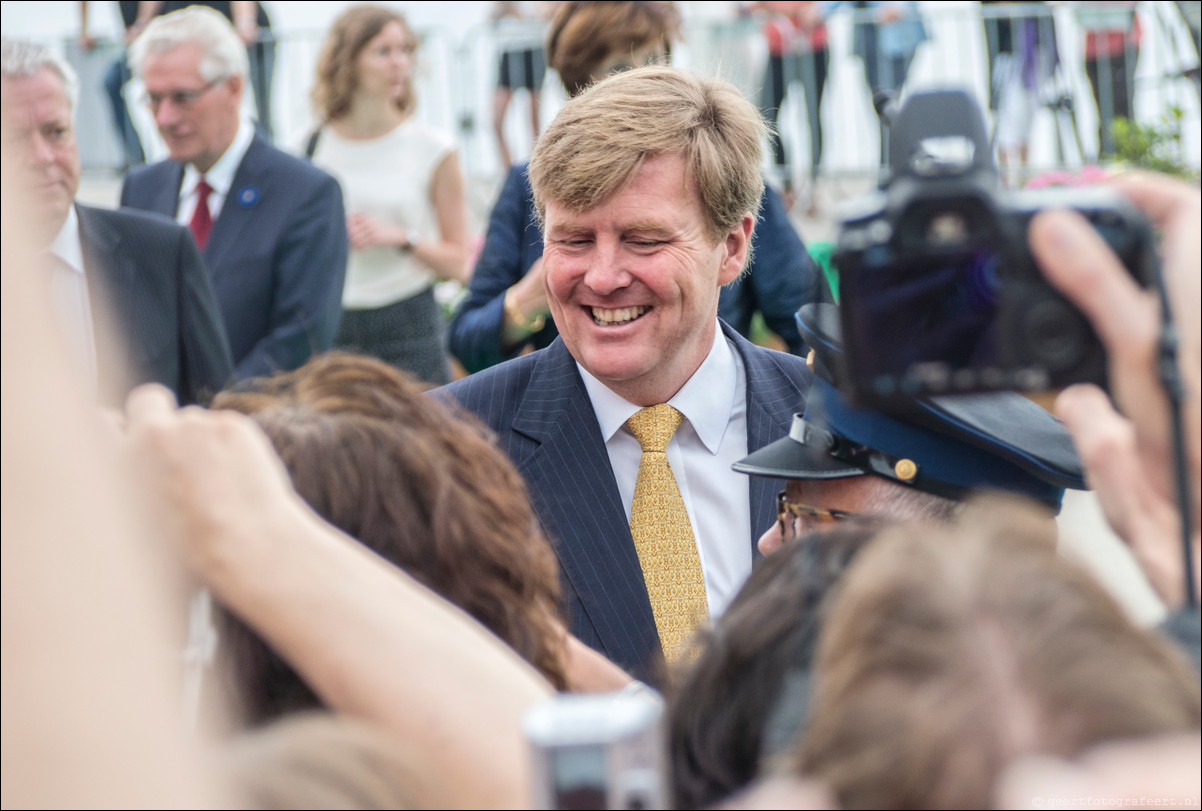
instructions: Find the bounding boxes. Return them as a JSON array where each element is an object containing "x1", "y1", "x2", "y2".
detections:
[
  {"x1": 2, "y1": 37, "x2": 232, "y2": 405},
  {"x1": 121, "y1": 6, "x2": 348, "y2": 379}
]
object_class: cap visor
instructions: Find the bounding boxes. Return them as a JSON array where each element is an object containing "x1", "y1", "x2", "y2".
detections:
[{"x1": 733, "y1": 433, "x2": 866, "y2": 480}]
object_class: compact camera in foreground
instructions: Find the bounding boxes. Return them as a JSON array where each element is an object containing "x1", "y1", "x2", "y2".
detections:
[
  {"x1": 524, "y1": 687, "x2": 668, "y2": 810},
  {"x1": 833, "y1": 89, "x2": 1158, "y2": 406}
]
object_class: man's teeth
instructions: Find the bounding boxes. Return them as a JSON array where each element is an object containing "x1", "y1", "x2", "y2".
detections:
[{"x1": 591, "y1": 306, "x2": 648, "y2": 325}]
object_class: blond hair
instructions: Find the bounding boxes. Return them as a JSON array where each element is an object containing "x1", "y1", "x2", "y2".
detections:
[{"x1": 528, "y1": 64, "x2": 766, "y2": 245}]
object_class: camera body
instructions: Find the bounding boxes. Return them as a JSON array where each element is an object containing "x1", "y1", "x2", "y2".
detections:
[
  {"x1": 834, "y1": 89, "x2": 1157, "y2": 405},
  {"x1": 524, "y1": 687, "x2": 669, "y2": 810}
]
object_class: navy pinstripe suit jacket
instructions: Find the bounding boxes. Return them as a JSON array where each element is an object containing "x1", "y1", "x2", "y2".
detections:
[{"x1": 439, "y1": 321, "x2": 811, "y2": 683}]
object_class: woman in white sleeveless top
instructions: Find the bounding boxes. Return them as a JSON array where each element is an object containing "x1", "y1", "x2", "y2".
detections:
[{"x1": 308, "y1": 4, "x2": 470, "y2": 385}]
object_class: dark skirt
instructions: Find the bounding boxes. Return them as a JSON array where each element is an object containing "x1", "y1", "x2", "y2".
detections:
[
  {"x1": 498, "y1": 47, "x2": 546, "y2": 91},
  {"x1": 336, "y1": 286, "x2": 451, "y2": 386}
]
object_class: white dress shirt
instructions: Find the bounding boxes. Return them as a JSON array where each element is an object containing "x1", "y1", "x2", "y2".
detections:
[
  {"x1": 48, "y1": 205, "x2": 98, "y2": 397},
  {"x1": 579, "y1": 321, "x2": 752, "y2": 620},
  {"x1": 175, "y1": 117, "x2": 255, "y2": 227}
]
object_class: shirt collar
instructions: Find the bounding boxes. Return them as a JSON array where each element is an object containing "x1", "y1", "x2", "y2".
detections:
[
  {"x1": 579, "y1": 320, "x2": 739, "y2": 454},
  {"x1": 180, "y1": 116, "x2": 254, "y2": 199},
  {"x1": 50, "y1": 205, "x2": 85, "y2": 274}
]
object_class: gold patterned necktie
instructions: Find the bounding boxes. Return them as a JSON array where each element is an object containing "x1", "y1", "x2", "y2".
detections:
[{"x1": 626, "y1": 404, "x2": 709, "y2": 663}]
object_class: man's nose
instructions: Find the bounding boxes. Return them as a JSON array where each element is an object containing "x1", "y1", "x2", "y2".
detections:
[
  {"x1": 757, "y1": 521, "x2": 784, "y2": 556},
  {"x1": 154, "y1": 99, "x2": 183, "y2": 129},
  {"x1": 582, "y1": 241, "x2": 631, "y2": 295}
]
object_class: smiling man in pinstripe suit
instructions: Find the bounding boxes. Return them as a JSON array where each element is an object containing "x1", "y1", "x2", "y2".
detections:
[{"x1": 440, "y1": 66, "x2": 811, "y2": 684}]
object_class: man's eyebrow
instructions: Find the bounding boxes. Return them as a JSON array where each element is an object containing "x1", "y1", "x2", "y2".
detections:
[
  {"x1": 546, "y1": 219, "x2": 674, "y2": 236},
  {"x1": 546, "y1": 222, "x2": 591, "y2": 236},
  {"x1": 622, "y1": 219, "x2": 673, "y2": 234}
]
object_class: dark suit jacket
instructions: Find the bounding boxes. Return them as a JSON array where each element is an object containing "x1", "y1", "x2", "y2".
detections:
[
  {"x1": 439, "y1": 322, "x2": 811, "y2": 683},
  {"x1": 77, "y1": 203, "x2": 233, "y2": 406},
  {"x1": 119, "y1": 134, "x2": 348, "y2": 379}
]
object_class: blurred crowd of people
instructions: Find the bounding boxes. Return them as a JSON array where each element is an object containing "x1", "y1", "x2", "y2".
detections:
[
  {"x1": 2, "y1": 1, "x2": 1200, "y2": 809},
  {"x1": 72, "y1": 2, "x2": 1202, "y2": 189}
]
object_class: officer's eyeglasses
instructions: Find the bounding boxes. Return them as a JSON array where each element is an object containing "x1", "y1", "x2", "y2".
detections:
[{"x1": 777, "y1": 490, "x2": 863, "y2": 543}]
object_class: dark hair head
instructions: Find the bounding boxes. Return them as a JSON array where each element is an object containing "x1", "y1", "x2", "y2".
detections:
[
  {"x1": 667, "y1": 519, "x2": 891, "y2": 809},
  {"x1": 211, "y1": 353, "x2": 566, "y2": 724}
]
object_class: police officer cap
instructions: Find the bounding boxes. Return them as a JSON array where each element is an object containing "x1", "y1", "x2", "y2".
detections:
[{"x1": 734, "y1": 304, "x2": 1087, "y2": 511}]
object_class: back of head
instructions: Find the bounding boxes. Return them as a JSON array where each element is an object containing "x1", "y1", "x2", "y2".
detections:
[
  {"x1": 211, "y1": 354, "x2": 566, "y2": 724},
  {"x1": 222, "y1": 712, "x2": 420, "y2": 810},
  {"x1": 527, "y1": 64, "x2": 766, "y2": 243},
  {"x1": 129, "y1": 5, "x2": 248, "y2": 81},
  {"x1": 669, "y1": 520, "x2": 889, "y2": 809},
  {"x1": 795, "y1": 496, "x2": 1201, "y2": 809},
  {"x1": 546, "y1": 1, "x2": 681, "y2": 97},
  {"x1": 312, "y1": 4, "x2": 415, "y2": 123},
  {"x1": 1, "y1": 38, "x2": 78, "y2": 113}
]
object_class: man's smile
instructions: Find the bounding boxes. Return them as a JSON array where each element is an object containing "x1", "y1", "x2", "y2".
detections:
[{"x1": 589, "y1": 305, "x2": 649, "y2": 326}]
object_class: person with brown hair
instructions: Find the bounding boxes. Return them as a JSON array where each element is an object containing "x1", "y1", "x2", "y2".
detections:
[
  {"x1": 306, "y1": 4, "x2": 470, "y2": 386},
  {"x1": 121, "y1": 382, "x2": 557, "y2": 809},
  {"x1": 543, "y1": 0, "x2": 681, "y2": 98},
  {"x1": 667, "y1": 519, "x2": 888, "y2": 809},
  {"x1": 793, "y1": 497, "x2": 1201, "y2": 809},
  {"x1": 210, "y1": 352, "x2": 567, "y2": 724}
]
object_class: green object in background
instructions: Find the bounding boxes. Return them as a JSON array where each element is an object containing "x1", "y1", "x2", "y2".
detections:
[
  {"x1": 750, "y1": 240, "x2": 840, "y2": 349},
  {"x1": 809, "y1": 241, "x2": 838, "y2": 303}
]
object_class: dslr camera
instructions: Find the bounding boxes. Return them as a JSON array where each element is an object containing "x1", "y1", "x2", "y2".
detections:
[{"x1": 833, "y1": 89, "x2": 1157, "y2": 405}]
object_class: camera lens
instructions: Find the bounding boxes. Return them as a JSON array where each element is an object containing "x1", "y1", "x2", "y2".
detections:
[{"x1": 1021, "y1": 298, "x2": 1088, "y2": 371}]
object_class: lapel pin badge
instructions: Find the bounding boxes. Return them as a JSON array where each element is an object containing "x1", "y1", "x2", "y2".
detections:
[{"x1": 237, "y1": 186, "x2": 260, "y2": 207}]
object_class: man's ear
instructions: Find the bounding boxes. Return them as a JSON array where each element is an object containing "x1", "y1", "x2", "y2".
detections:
[
  {"x1": 718, "y1": 212, "x2": 754, "y2": 286},
  {"x1": 226, "y1": 73, "x2": 244, "y2": 102}
]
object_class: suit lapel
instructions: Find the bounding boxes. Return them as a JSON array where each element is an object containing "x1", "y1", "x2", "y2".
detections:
[
  {"x1": 203, "y1": 136, "x2": 265, "y2": 281},
  {"x1": 510, "y1": 341, "x2": 662, "y2": 667},
  {"x1": 76, "y1": 205, "x2": 136, "y2": 405}
]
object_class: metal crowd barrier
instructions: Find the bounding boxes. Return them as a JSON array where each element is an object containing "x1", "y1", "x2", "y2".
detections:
[{"x1": 50, "y1": 2, "x2": 1202, "y2": 185}]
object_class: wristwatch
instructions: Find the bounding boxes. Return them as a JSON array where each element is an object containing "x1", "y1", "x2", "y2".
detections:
[
  {"x1": 399, "y1": 230, "x2": 419, "y2": 253},
  {"x1": 504, "y1": 289, "x2": 547, "y2": 333}
]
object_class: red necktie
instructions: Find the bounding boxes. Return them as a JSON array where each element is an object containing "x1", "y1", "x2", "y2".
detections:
[{"x1": 190, "y1": 178, "x2": 214, "y2": 251}]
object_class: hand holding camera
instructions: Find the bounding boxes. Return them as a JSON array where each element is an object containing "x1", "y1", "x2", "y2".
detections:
[
  {"x1": 834, "y1": 89, "x2": 1159, "y2": 405},
  {"x1": 1032, "y1": 173, "x2": 1201, "y2": 608}
]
